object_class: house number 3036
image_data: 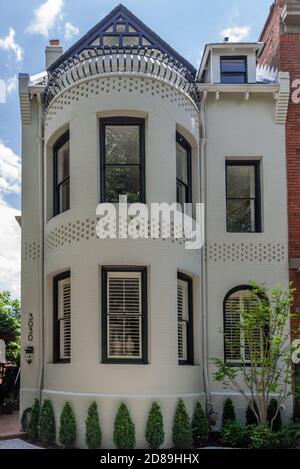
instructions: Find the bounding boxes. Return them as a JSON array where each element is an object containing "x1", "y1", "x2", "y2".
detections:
[{"x1": 28, "y1": 313, "x2": 34, "y2": 342}]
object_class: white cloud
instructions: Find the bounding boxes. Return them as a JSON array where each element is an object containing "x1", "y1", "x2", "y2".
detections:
[
  {"x1": 220, "y1": 25, "x2": 250, "y2": 42},
  {"x1": 0, "y1": 28, "x2": 24, "y2": 62},
  {"x1": 0, "y1": 143, "x2": 21, "y2": 298},
  {"x1": 0, "y1": 142, "x2": 21, "y2": 195},
  {"x1": 6, "y1": 75, "x2": 17, "y2": 95},
  {"x1": 0, "y1": 197, "x2": 20, "y2": 298},
  {"x1": 64, "y1": 21, "x2": 79, "y2": 41},
  {"x1": 27, "y1": 0, "x2": 64, "y2": 38}
]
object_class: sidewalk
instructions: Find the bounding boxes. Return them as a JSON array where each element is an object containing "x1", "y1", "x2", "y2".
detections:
[{"x1": 0, "y1": 411, "x2": 24, "y2": 439}]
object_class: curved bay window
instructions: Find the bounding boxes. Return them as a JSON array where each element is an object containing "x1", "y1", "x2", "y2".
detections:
[
  {"x1": 176, "y1": 133, "x2": 192, "y2": 207},
  {"x1": 101, "y1": 266, "x2": 148, "y2": 364},
  {"x1": 223, "y1": 286, "x2": 266, "y2": 366},
  {"x1": 100, "y1": 118, "x2": 145, "y2": 203},
  {"x1": 53, "y1": 131, "x2": 70, "y2": 216}
]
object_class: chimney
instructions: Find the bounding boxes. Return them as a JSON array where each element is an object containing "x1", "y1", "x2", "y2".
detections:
[{"x1": 45, "y1": 39, "x2": 63, "y2": 69}]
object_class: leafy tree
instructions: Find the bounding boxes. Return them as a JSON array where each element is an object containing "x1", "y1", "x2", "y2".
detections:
[
  {"x1": 28, "y1": 399, "x2": 40, "y2": 441},
  {"x1": 267, "y1": 399, "x2": 282, "y2": 432},
  {"x1": 145, "y1": 402, "x2": 164, "y2": 449},
  {"x1": 39, "y1": 400, "x2": 56, "y2": 445},
  {"x1": 85, "y1": 401, "x2": 102, "y2": 449},
  {"x1": 222, "y1": 399, "x2": 236, "y2": 426},
  {"x1": 213, "y1": 282, "x2": 297, "y2": 424},
  {"x1": 191, "y1": 402, "x2": 208, "y2": 447},
  {"x1": 172, "y1": 399, "x2": 193, "y2": 449},
  {"x1": 113, "y1": 403, "x2": 135, "y2": 449},
  {"x1": 59, "y1": 401, "x2": 77, "y2": 448},
  {"x1": 0, "y1": 291, "x2": 20, "y2": 365}
]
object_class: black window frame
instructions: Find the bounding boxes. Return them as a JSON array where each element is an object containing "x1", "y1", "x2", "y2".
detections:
[
  {"x1": 100, "y1": 117, "x2": 146, "y2": 203},
  {"x1": 53, "y1": 130, "x2": 70, "y2": 217},
  {"x1": 176, "y1": 132, "x2": 192, "y2": 205},
  {"x1": 101, "y1": 266, "x2": 148, "y2": 365},
  {"x1": 226, "y1": 160, "x2": 262, "y2": 233},
  {"x1": 177, "y1": 272, "x2": 194, "y2": 366},
  {"x1": 220, "y1": 56, "x2": 248, "y2": 84},
  {"x1": 53, "y1": 270, "x2": 71, "y2": 364},
  {"x1": 223, "y1": 285, "x2": 269, "y2": 367}
]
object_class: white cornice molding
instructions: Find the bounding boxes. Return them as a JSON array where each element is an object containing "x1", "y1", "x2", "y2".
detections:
[
  {"x1": 275, "y1": 72, "x2": 290, "y2": 125},
  {"x1": 19, "y1": 73, "x2": 31, "y2": 125}
]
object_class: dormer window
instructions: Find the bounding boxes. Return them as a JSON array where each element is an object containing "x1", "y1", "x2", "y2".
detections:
[{"x1": 220, "y1": 56, "x2": 247, "y2": 84}]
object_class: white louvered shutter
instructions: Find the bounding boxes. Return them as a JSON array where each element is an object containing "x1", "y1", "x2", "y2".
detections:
[
  {"x1": 224, "y1": 295, "x2": 241, "y2": 362},
  {"x1": 107, "y1": 272, "x2": 142, "y2": 359},
  {"x1": 225, "y1": 290, "x2": 262, "y2": 364},
  {"x1": 177, "y1": 279, "x2": 189, "y2": 361},
  {"x1": 58, "y1": 278, "x2": 71, "y2": 360}
]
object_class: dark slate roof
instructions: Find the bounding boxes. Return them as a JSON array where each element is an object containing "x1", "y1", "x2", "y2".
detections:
[{"x1": 49, "y1": 4, "x2": 196, "y2": 74}]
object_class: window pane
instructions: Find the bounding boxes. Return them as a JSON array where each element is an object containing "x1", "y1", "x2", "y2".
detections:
[
  {"x1": 57, "y1": 141, "x2": 69, "y2": 184},
  {"x1": 123, "y1": 36, "x2": 139, "y2": 46},
  {"x1": 227, "y1": 165, "x2": 255, "y2": 198},
  {"x1": 221, "y1": 59, "x2": 246, "y2": 73},
  {"x1": 116, "y1": 24, "x2": 126, "y2": 32},
  {"x1": 107, "y1": 274, "x2": 142, "y2": 359},
  {"x1": 57, "y1": 278, "x2": 71, "y2": 361},
  {"x1": 59, "y1": 179, "x2": 70, "y2": 213},
  {"x1": 128, "y1": 25, "x2": 137, "y2": 32},
  {"x1": 106, "y1": 166, "x2": 140, "y2": 203},
  {"x1": 103, "y1": 36, "x2": 119, "y2": 46},
  {"x1": 227, "y1": 199, "x2": 255, "y2": 232},
  {"x1": 176, "y1": 142, "x2": 188, "y2": 184},
  {"x1": 106, "y1": 125, "x2": 140, "y2": 164},
  {"x1": 142, "y1": 37, "x2": 152, "y2": 46},
  {"x1": 221, "y1": 74, "x2": 246, "y2": 84},
  {"x1": 177, "y1": 181, "x2": 187, "y2": 207}
]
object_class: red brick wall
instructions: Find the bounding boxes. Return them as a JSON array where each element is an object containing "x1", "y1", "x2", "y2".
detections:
[{"x1": 259, "y1": 1, "x2": 300, "y2": 341}]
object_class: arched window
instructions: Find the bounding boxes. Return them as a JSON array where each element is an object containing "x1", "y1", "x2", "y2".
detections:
[
  {"x1": 53, "y1": 131, "x2": 70, "y2": 216},
  {"x1": 223, "y1": 286, "x2": 265, "y2": 365}
]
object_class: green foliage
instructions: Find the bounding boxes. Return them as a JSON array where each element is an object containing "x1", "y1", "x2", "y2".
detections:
[
  {"x1": 59, "y1": 401, "x2": 77, "y2": 448},
  {"x1": 85, "y1": 401, "x2": 102, "y2": 449},
  {"x1": 172, "y1": 399, "x2": 193, "y2": 449},
  {"x1": 0, "y1": 291, "x2": 20, "y2": 365},
  {"x1": 191, "y1": 402, "x2": 208, "y2": 447},
  {"x1": 273, "y1": 424, "x2": 300, "y2": 449},
  {"x1": 267, "y1": 399, "x2": 282, "y2": 432},
  {"x1": 213, "y1": 282, "x2": 295, "y2": 424},
  {"x1": 250, "y1": 423, "x2": 276, "y2": 449},
  {"x1": 246, "y1": 400, "x2": 259, "y2": 426},
  {"x1": 222, "y1": 399, "x2": 236, "y2": 426},
  {"x1": 113, "y1": 403, "x2": 136, "y2": 449},
  {"x1": 28, "y1": 399, "x2": 40, "y2": 441},
  {"x1": 145, "y1": 402, "x2": 164, "y2": 449},
  {"x1": 221, "y1": 421, "x2": 250, "y2": 448},
  {"x1": 39, "y1": 400, "x2": 56, "y2": 445}
]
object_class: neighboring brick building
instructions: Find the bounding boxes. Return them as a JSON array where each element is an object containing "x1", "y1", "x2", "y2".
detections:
[{"x1": 259, "y1": 0, "x2": 300, "y2": 416}]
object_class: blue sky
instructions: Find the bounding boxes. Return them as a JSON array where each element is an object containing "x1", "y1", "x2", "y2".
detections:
[{"x1": 0, "y1": 0, "x2": 273, "y2": 296}]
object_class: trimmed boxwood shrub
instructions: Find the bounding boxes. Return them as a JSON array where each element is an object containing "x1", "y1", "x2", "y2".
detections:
[
  {"x1": 250, "y1": 423, "x2": 276, "y2": 449},
  {"x1": 113, "y1": 403, "x2": 136, "y2": 449},
  {"x1": 267, "y1": 399, "x2": 282, "y2": 432},
  {"x1": 145, "y1": 402, "x2": 164, "y2": 449},
  {"x1": 246, "y1": 400, "x2": 259, "y2": 426},
  {"x1": 85, "y1": 401, "x2": 102, "y2": 449},
  {"x1": 39, "y1": 400, "x2": 56, "y2": 445},
  {"x1": 222, "y1": 398, "x2": 236, "y2": 426},
  {"x1": 27, "y1": 399, "x2": 40, "y2": 442},
  {"x1": 221, "y1": 421, "x2": 250, "y2": 448},
  {"x1": 172, "y1": 399, "x2": 193, "y2": 449},
  {"x1": 59, "y1": 401, "x2": 77, "y2": 448},
  {"x1": 191, "y1": 402, "x2": 209, "y2": 447}
]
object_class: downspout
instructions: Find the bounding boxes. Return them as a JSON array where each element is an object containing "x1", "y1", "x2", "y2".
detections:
[
  {"x1": 36, "y1": 92, "x2": 44, "y2": 403},
  {"x1": 199, "y1": 90, "x2": 211, "y2": 414}
]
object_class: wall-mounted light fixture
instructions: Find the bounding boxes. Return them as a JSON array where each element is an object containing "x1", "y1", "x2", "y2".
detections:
[{"x1": 25, "y1": 346, "x2": 34, "y2": 365}]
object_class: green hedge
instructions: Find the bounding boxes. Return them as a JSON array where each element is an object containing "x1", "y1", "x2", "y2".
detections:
[
  {"x1": 59, "y1": 401, "x2": 77, "y2": 448},
  {"x1": 145, "y1": 402, "x2": 164, "y2": 449},
  {"x1": 39, "y1": 400, "x2": 56, "y2": 445},
  {"x1": 113, "y1": 403, "x2": 135, "y2": 449}
]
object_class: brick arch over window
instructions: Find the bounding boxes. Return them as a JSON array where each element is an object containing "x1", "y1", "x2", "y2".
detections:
[{"x1": 223, "y1": 285, "x2": 268, "y2": 365}]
